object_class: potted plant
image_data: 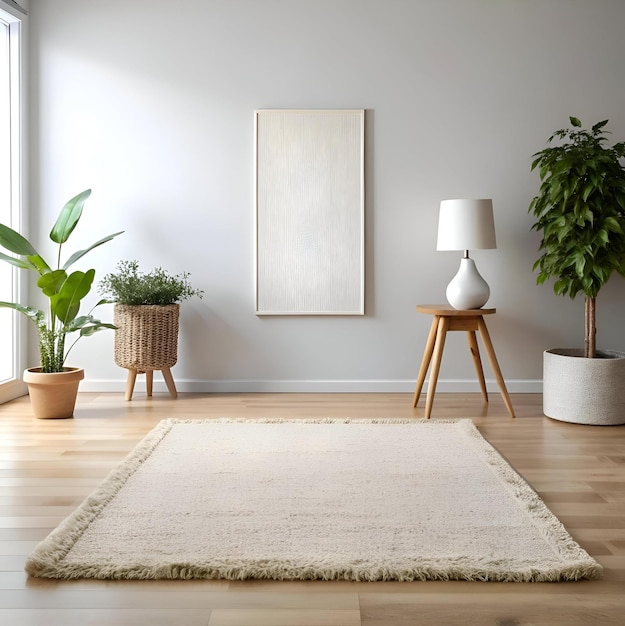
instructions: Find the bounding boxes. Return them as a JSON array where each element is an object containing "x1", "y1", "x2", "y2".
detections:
[
  {"x1": 529, "y1": 116, "x2": 625, "y2": 425},
  {"x1": 98, "y1": 260, "x2": 203, "y2": 400},
  {"x1": 0, "y1": 189, "x2": 123, "y2": 418}
]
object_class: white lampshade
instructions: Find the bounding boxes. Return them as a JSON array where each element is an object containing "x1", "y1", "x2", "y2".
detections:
[
  {"x1": 436, "y1": 199, "x2": 497, "y2": 251},
  {"x1": 436, "y1": 198, "x2": 497, "y2": 310}
]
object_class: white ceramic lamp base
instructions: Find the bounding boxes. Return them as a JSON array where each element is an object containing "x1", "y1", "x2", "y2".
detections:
[{"x1": 446, "y1": 257, "x2": 490, "y2": 309}]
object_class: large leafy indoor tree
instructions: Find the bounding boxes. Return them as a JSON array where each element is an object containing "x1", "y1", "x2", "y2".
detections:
[{"x1": 529, "y1": 117, "x2": 625, "y2": 358}]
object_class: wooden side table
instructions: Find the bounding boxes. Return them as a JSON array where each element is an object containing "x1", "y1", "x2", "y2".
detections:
[{"x1": 413, "y1": 305, "x2": 515, "y2": 418}]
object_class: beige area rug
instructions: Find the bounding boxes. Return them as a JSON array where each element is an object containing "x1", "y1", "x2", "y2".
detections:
[{"x1": 25, "y1": 419, "x2": 602, "y2": 582}]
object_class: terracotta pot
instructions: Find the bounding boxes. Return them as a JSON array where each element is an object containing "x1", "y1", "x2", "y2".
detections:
[{"x1": 23, "y1": 367, "x2": 85, "y2": 419}]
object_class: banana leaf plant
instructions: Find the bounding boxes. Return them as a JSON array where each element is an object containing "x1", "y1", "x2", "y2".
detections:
[
  {"x1": 0, "y1": 189, "x2": 123, "y2": 372},
  {"x1": 529, "y1": 117, "x2": 625, "y2": 358}
]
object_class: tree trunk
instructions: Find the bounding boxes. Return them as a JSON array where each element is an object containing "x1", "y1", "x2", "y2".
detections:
[{"x1": 584, "y1": 296, "x2": 596, "y2": 358}]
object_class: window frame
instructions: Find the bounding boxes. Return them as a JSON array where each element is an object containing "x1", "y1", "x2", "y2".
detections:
[{"x1": 0, "y1": 0, "x2": 27, "y2": 404}]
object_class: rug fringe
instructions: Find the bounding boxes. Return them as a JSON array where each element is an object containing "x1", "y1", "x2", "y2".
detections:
[{"x1": 165, "y1": 417, "x2": 466, "y2": 425}]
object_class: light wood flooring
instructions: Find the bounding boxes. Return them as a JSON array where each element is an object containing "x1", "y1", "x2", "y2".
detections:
[{"x1": 0, "y1": 391, "x2": 624, "y2": 626}]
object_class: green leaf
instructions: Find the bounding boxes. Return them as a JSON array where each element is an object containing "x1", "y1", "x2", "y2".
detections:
[
  {"x1": 582, "y1": 182, "x2": 595, "y2": 203},
  {"x1": 553, "y1": 278, "x2": 569, "y2": 295},
  {"x1": 0, "y1": 301, "x2": 45, "y2": 326},
  {"x1": 65, "y1": 315, "x2": 115, "y2": 334},
  {"x1": 596, "y1": 229, "x2": 609, "y2": 245},
  {"x1": 0, "y1": 226, "x2": 50, "y2": 274},
  {"x1": 592, "y1": 120, "x2": 609, "y2": 133},
  {"x1": 62, "y1": 231, "x2": 124, "y2": 270},
  {"x1": 604, "y1": 216, "x2": 623, "y2": 233},
  {"x1": 79, "y1": 322, "x2": 116, "y2": 336},
  {"x1": 49, "y1": 189, "x2": 92, "y2": 245},
  {"x1": 0, "y1": 250, "x2": 37, "y2": 270},
  {"x1": 570, "y1": 116, "x2": 582, "y2": 127},
  {"x1": 37, "y1": 269, "x2": 67, "y2": 297},
  {"x1": 25, "y1": 254, "x2": 52, "y2": 274},
  {"x1": 50, "y1": 269, "x2": 95, "y2": 324},
  {"x1": 0, "y1": 222, "x2": 39, "y2": 256},
  {"x1": 530, "y1": 156, "x2": 542, "y2": 172}
]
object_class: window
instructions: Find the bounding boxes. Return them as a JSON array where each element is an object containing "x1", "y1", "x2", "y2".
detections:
[{"x1": 0, "y1": 2, "x2": 25, "y2": 403}]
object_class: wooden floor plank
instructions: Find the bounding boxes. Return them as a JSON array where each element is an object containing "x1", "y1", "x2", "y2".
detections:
[
  {"x1": 208, "y1": 608, "x2": 361, "y2": 625},
  {"x1": 0, "y1": 609, "x2": 212, "y2": 626}
]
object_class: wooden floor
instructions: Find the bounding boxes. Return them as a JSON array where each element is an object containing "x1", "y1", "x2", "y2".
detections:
[{"x1": 0, "y1": 391, "x2": 624, "y2": 626}]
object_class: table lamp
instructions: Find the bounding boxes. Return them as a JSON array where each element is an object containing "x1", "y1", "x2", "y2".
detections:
[{"x1": 436, "y1": 198, "x2": 496, "y2": 309}]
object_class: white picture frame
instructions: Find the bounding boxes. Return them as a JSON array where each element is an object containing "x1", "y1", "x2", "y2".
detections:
[{"x1": 255, "y1": 109, "x2": 365, "y2": 315}]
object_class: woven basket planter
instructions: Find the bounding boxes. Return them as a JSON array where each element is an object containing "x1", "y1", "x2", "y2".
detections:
[
  {"x1": 114, "y1": 304, "x2": 179, "y2": 372},
  {"x1": 543, "y1": 348, "x2": 625, "y2": 425}
]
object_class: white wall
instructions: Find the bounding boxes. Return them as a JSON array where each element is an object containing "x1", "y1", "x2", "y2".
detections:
[{"x1": 28, "y1": 0, "x2": 625, "y2": 393}]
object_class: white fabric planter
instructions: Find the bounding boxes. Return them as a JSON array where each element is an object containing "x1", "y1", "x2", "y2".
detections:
[{"x1": 543, "y1": 348, "x2": 625, "y2": 425}]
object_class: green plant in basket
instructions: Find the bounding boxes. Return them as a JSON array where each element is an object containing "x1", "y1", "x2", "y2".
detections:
[{"x1": 98, "y1": 260, "x2": 204, "y2": 305}]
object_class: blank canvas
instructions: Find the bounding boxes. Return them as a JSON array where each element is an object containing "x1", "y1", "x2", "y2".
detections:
[{"x1": 255, "y1": 109, "x2": 365, "y2": 315}]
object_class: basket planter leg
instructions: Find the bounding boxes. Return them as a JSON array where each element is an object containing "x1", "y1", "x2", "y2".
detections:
[
  {"x1": 162, "y1": 367, "x2": 178, "y2": 399},
  {"x1": 125, "y1": 367, "x2": 177, "y2": 401},
  {"x1": 125, "y1": 369, "x2": 137, "y2": 401}
]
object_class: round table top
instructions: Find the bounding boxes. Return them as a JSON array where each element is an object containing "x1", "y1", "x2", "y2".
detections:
[{"x1": 416, "y1": 304, "x2": 496, "y2": 316}]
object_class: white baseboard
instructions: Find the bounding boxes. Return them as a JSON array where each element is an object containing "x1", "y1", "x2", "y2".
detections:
[
  {"x1": 0, "y1": 379, "x2": 28, "y2": 403},
  {"x1": 78, "y1": 378, "x2": 543, "y2": 394}
]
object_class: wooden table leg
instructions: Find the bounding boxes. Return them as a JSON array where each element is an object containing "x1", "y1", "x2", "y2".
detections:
[
  {"x1": 424, "y1": 316, "x2": 449, "y2": 419},
  {"x1": 413, "y1": 316, "x2": 440, "y2": 407},
  {"x1": 467, "y1": 330, "x2": 488, "y2": 402},
  {"x1": 477, "y1": 317, "x2": 515, "y2": 418},
  {"x1": 146, "y1": 370, "x2": 153, "y2": 397},
  {"x1": 161, "y1": 367, "x2": 178, "y2": 399},
  {"x1": 125, "y1": 369, "x2": 137, "y2": 401}
]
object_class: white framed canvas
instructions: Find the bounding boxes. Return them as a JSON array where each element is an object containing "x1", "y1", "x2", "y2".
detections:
[{"x1": 255, "y1": 109, "x2": 365, "y2": 315}]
